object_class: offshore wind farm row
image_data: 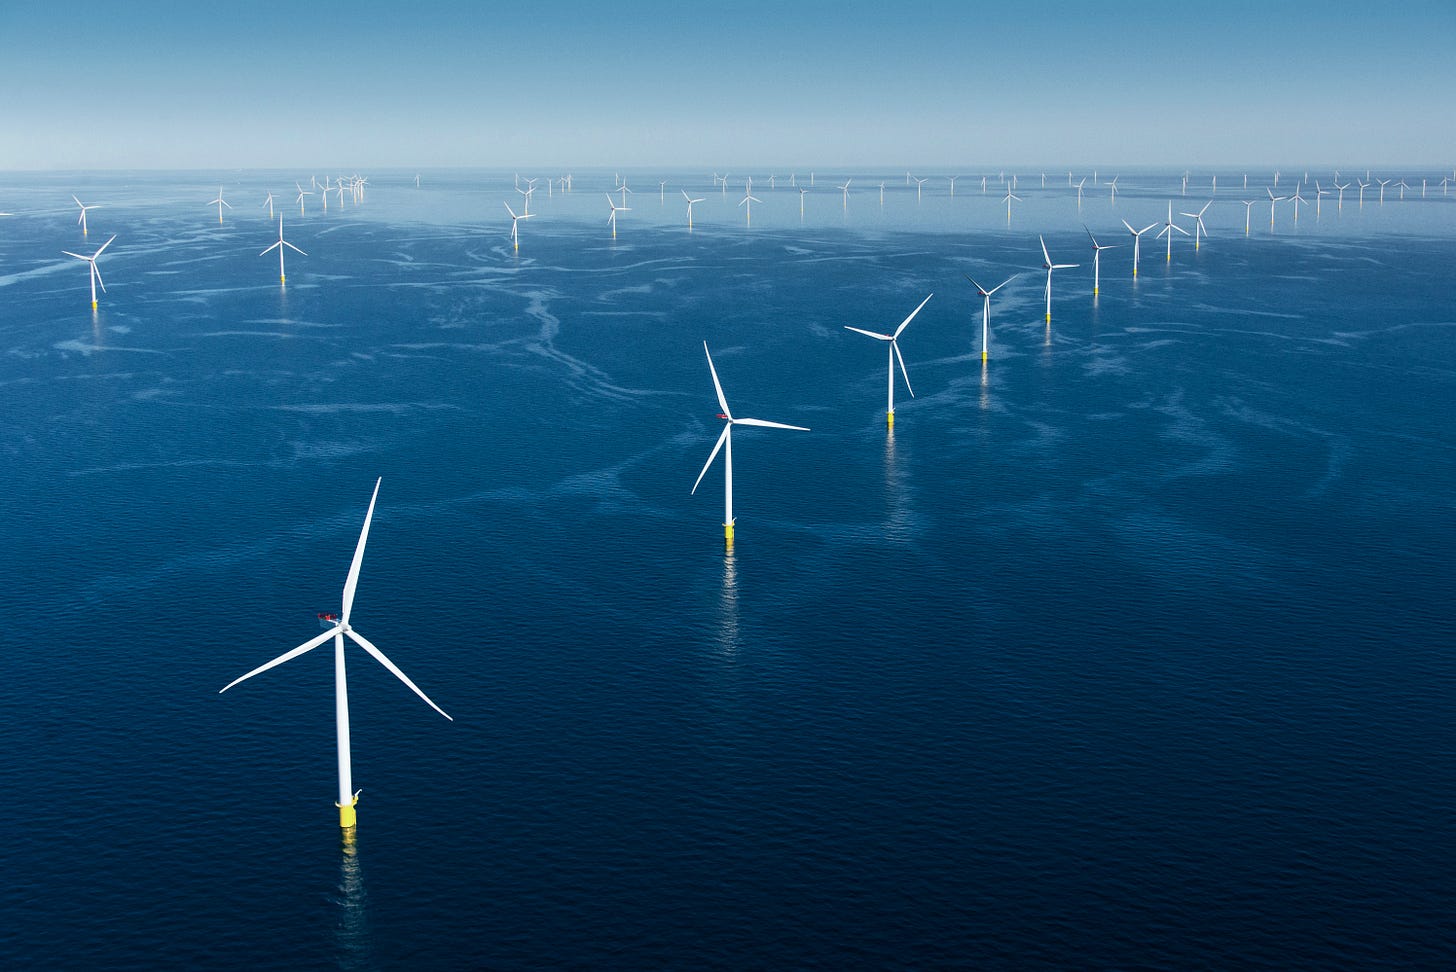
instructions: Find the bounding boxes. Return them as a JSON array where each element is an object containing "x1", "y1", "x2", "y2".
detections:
[{"x1": 4, "y1": 163, "x2": 1451, "y2": 840}]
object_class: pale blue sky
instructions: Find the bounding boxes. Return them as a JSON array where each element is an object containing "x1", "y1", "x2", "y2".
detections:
[{"x1": 4, "y1": 1, "x2": 1452, "y2": 170}]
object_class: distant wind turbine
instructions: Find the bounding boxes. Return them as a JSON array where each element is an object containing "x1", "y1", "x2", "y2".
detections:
[
  {"x1": 1039, "y1": 236, "x2": 1078, "y2": 321},
  {"x1": 296, "y1": 182, "x2": 313, "y2": 217},
  {"x1": 1085, "y1": 228, "x2": 1117, "y2": 296},
  {"x1": 1267, "y1": 186, "x2": 1287, "y2": 230},
  {"x1": 208, "y1": 187, "x2": 234, "y2": 225},
  {"x1": 1121, "y1": 218, "x2": 1157, "y2": 276},
  {"x1": 260, "y1": 216, "x2": 305, "y2": 284},
  {"x1": 1179, "y1": 200, "x2": 1212, "y2": 250},
  {"x1": 504, "y1": 202, "x2": 533, "y2": 250},
  {"x1": 219, "y1": 478, "x2": 452, "y2": 842},
  {"x1": 844, "y1": 293, "x2": 932, "y2": 427},
  {"x1": 606, "y1": 195, "x2": 630, "y2": 239},
  {"x1": 965, "y1": 273, "x2": 1017, "y2": 362},
  {"x1": 682, "y1": 190, "x2": 705, "y2": 231},
  {"x1": 738, "y1": 188, "x2": 762, "y2": 227},
  {"x1": 838, "y1": 178, "x2": 852, "y2": 211},
  {"x1": 1241, "y1": 199, "x2": 1256, "y2": 236},
  {"x1": 1156, "y1": 201, "x2": 1190, "y2": 262},
  {"x1": 262, "y1": 191, "x2": 275, "y2": 219},
  {"x1": 692, "y1": 343, "x2": 809, "y2": 544},
  {"x1": 61, "y1": 234, "x2": 116, "y2": 310},
  {"x1": 73, "y1": 195, "x2": 99, "y2": 237},
  {"x1": 1003, "y1": 185, "x2": 1022, "y2": 223}
]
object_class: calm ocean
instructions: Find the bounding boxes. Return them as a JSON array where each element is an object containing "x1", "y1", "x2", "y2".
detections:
[{"x1": 2, "y1": 169, "x2": 1452, "y2": 969}]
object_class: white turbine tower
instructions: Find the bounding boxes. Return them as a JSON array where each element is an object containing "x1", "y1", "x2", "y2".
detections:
[
  {"x1": 844, "y1": 293, "x2": 933, "y2": 428},
  {"x1": 965, "y1": 273, "x2": 1017, "y2": 362},
  {"x1": 1085, "y1": 228, "x2": 1117, "y2": 296},
  {"x1": 220, "y1": 479, "x2": 452, "y2": 842},
  {"x1": 838, "y1": 178, "x2": 852, "y2": 211},
  {"x1": 1121, "y1": 218, "x2": 1157, "y2": 277},
  {"x1": 692, "y1": 343, "x2": 809, "y2": 544},
  {"x1": 1241, "y1": 199, "x2": 1256, "y2": 236},
  {"x1": 61, "y1": 234, "x2": 116, "y2": 310},
  {"x1": 262, "y1": 191, "x2": 276, "y2": 219},
  {"x1": 296, "y1": 182, "x2": 313, "y2": 217},
  {"x1": 260, "y1": 216, "x2": 305, "y2": 284},
  {"x1": 1039, "y1": 236, "x2": 1078, "y2": 322}
]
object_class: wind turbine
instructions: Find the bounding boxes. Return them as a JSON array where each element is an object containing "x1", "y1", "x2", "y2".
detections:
[
  {"x1": 504, "y1": 202, "x2": 533, "y2": 250},
  {"x1": 1156, "y1": 201, "x2": 1189, "y2": 262},
  {"x1": 296, "y1": 182, "x2": 313, "y2": 216},
  {"x1": 1376, "y1": 178, "x2": 1390, "y2": 204},
  {"x1": 1357, "y1": 178, "x2": 1369, "y2": 208},
  {"x1": 738, "y1": 188, "x2": 762, "y2": 227},
  {"x1": 616, "y1": 179, "x2": 633, "y2": 209},
  {"x1": 965, "y1": 273, "x2": 1017, "y2": 362},
  {"x1": 1038, "y1": 236, "x2": 1078, "y2": 321},
  {"x1": 1314, "y1": 180, "x2": 1329, "y2": 219},
  {"x1": 73, "y1": 195, "x2": 99, "y2": 237},
  {"x1": 1396, "y1": 177, "x2": 1410, "y2": 200},
  {"x1": 61, "y1": 234, "x2": 116, "y2": 310},
  {"x1": 1267, "y1": 186, "x2": 1287, "y2": 230},
  {"x1": 1288, "y1": 181, "x2": 1308, "y2": 223},
  {"x1": 912, "y1": 176, "x2": 928, "y2": 202},
  {"x1": 843, "y1": 293, "x2": 932, "y2": 427},
  {"x1": 1108, "y1": 175, "x2": 1120, "y2": 204},
  {"x1": 219, "y1": 479, "x2": 452, "y2": 841},
  {"x1": 1241, "y1": 199, "x2": 1256, "y2": 236},
  {"x1": 948, "y1": 175, "x2": 959, "y2": 197},
  {"x1": 798, "y1": 187, "x2": 809, "y2": 219},
  {"x1": 606, "y1": 195, "x2": 629, "y2": 239},
  {"x1": 1179, "y1": 200, "x2": 1211, "y2": 249},
  {"x1": 260, "y1": 216, "x2": 305, "y2": 284},
  {"x1": 1002, "y1": 185, "x2": 1022, "y2": 223},
  {"x1": 1085, "y1": 228, "x2": 1117, "y2": 296},
  {"x1": 692, "y1": 343, "x2": 809, "y2": 544},
  {"x1": 208, "y1": 187, "x2": 233, "y2": 224},
  {"x1": 262, "y1": 191, "x2": 275, "y2": 219},
  {"x1": 1333, "y1": 179, "x2": 1350, "y2": 212},
  {"x1": 1076, "y1": 177, "x2": 1086, "y2": 210},
  {"x1": 682, "y1": 190, "x2": 705, "y2": 231},
  {"x1": 1121, "y1": 218, "x2": 1157, "y2": 276},
  {"x1": 838, "y1": 178, "x2": 852, "y2": 211}
]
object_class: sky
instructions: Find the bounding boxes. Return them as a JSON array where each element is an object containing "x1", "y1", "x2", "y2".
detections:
[{"x1": 4, "y1": 1, "x2": 1453, "y2": 171}]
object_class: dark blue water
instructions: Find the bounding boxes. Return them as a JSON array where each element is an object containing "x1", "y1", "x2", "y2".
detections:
[{"x1": 2, "y1": 170, "x2": 1453, "y2": 969}]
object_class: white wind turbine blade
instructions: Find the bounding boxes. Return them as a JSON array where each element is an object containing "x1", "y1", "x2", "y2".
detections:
[
  {"x1": 702, "y1": 342, "x2": 734, "y2": 417},
  {"x1": 340, "y1": 478, "x2": 381, "y2": 626},
  {"x1": 94, "y1": 235, "x2": 116, "y2": 258},
  {"x1": 692, "y1": 425, "x2": 731, "y2": 495},
  {"x1": 964, "y1": 273, "x2": 989, "y2": 295},
  {"x1": 733, "y1": 417, "x2": 810, "y2": 431},
  {"x1": 93, "y1": 263, "x2": 106, "y2": 293},
  {"x1": 893, "y1": 292, "x2": 933, "y2": 338},
  {"x1": 220, "y1": 627, "x2": 338, "y2": 693},
  {"x1": 1040, "y1": 235, "x2": 1053, "y2": 265},
  {"x1": 989, "y1": 273, "x2": 1018, "y2": 294},
  {"x1": 261, "y1": 240, "x2": 281, "y2": 256},
  {"x1": 504, "y1": 202, "x2": 518, "y2": 219},
  {"x1": 892, "y1": 342, "x2": 914, "y2": 398},
  {"x1": 283, "y1": 240, "x2": 306, "y2": 255},
  {"x1": 844, "y1": 325, "x2": 892, "y2": 341},
  {"x1": 345, "y1": 629, "x2": 453, "y2": 721}
]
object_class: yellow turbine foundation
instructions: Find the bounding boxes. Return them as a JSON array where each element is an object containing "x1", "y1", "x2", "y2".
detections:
[
  {"x1": 338, "y1": 794, "x2": 359, "y2": 841},
  {"x1": 887, "y1": 410, "x2": 895, "y2": 428},
  {"x1": 91, "y1": 300, "x2": 98, "y2": 310},
  {"x1": 723, "y1": 522, "x2": 734, "y2": 544},
  {"x1": 981, "y1": 350, "x2": 988, "y2": 363}
]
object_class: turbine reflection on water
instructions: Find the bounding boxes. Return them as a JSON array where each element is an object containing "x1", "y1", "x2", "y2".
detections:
[
  {"x1": 715, "y1": 548, "x2": 740, "y2": 656},
  {"x1": 334, "y1": 844, "x2": 375, "y2": 972}
]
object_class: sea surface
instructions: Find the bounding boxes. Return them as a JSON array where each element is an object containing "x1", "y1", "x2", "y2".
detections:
[{"x1": 2, "y1": 168, "x2": 1453, "y2": 969}]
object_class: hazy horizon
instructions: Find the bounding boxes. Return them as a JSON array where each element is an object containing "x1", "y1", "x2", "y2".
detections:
[{"x1": 5, "y1": 1, "x2": 1453, "y2": 172}]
